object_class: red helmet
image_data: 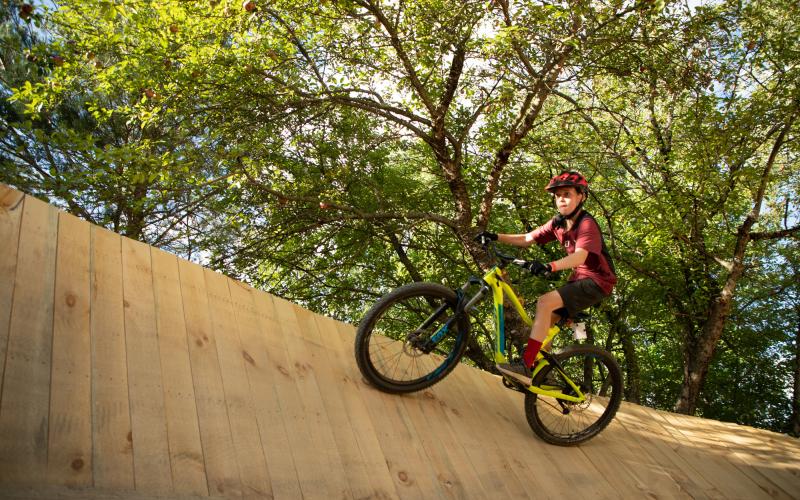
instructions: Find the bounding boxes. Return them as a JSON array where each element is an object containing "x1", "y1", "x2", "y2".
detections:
[{"x1": 545, "y1": 171, "x2": 589, "y2": 194}]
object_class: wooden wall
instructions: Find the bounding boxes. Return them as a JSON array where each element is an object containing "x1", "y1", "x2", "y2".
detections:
[{"x1": 1, "y1": 184, "x2": 798, "y2": 499}]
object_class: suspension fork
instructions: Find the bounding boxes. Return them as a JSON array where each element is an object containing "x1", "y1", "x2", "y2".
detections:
[{"x1": 412, "y1": 280, "x2": 487, "y2": 352}]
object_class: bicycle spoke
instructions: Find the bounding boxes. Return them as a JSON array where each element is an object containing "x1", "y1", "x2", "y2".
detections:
[
  {"x1": 358, "y1": 285, "x2": 466, "y2": 390},
  {"x1": 526, "y1": 346, "x2": 622, "y2": 445}
]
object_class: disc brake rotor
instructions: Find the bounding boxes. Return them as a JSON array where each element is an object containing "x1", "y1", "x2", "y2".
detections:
[{"x1": 403, "y1": 332, "x2": 426, "y2": 357}]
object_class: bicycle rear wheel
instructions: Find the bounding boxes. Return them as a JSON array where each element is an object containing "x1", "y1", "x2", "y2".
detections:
[
  {"x1": 355, "y1": 282, "x2": 469, "y2": 394},
  {"x1": 524, "y1": 344, "x2": 622, "y2": 446}
]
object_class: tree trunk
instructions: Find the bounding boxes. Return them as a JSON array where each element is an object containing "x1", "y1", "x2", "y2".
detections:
[
  {"x1": 675, "y1": 331, "x2": 714, "y2": 415},
  {"x1": 464, "y1": 336, "x2": 494, "y2": 373},
  {"x1": 604, "y1": 308, "x2": 641, "y2": 404},
  {"x1": 674, "y1": 111, "x2": 795, "y2": 415},
  {"x1": 622, "y1": 334, "x2": 641, "y2": 404},
  {"x1": 675, "y1": 232, "x2": 747, "y2": 415}
]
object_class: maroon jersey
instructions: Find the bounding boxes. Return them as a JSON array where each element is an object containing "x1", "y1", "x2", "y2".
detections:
[{"x1": 530, "y1": 212, "x2": 617, "y2": 295}]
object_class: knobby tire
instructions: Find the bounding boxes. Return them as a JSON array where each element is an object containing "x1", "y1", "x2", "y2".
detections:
[
  {"x1": 524, "y1": 344, "x2": 623, "y2": 446},
  {"x1": 355, "y1": 283, "x2": 469, "y2": 394}
]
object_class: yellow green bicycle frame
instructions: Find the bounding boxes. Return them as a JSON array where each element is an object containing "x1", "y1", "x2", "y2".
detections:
[{"x1": 481, "y1": 266, "x2": 585, "y2": 402}]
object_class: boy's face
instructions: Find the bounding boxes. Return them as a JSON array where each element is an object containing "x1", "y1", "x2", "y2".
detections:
[{"x1": 552, "y1": 186, "x2": 585, "y2": 216}]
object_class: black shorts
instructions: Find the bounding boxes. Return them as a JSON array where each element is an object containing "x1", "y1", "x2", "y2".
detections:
[{"x1": 554, "y1": 278, "x2": 607, "y2": 320}]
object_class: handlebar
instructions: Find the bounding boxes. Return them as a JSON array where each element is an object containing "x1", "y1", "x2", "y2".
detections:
[
  {"x1": 480, "y1": 240, "x2": 557, "y2": 280},
  {"x1": 483, "y1": 241, "x2": 528, "y2": 270}
]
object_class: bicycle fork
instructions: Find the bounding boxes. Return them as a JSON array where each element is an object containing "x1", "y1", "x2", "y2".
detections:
[{"x1": 410, "y1": 281, "x2": 486, "y2": 353}]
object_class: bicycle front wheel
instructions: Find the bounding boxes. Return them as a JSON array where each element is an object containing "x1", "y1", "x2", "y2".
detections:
[
  {"x1": 524, "y1": 344, "x2": 623, "y2": 446},
  {"x1": 355, "y1": 283, "x2": 469, "y2": 394}
]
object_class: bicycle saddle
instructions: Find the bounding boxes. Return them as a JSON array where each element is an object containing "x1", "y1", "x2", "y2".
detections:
[
  {"x1": 557, "y1": 311, "x2": 591, "y2": 327},
  {"x1": 572, "y1": 312, "x2": 591, "y2": 323}
]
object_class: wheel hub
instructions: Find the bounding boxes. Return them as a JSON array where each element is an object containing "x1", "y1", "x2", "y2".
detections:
[
  {"x1": 405, "y1": 331, "x2": 435, "y2": 354},
  {"x1": 403, "y1": 332, "x2": 427, "y2": 357}
]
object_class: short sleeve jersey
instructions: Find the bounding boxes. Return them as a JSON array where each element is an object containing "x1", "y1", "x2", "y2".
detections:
[{"x1": 530, "y1": 213, "x2": 617, "y2": 295}]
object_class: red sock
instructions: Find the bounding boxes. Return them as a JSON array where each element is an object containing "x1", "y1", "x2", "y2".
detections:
[{"x1": 523, "y1": 338, "x2": 543, "y2": 368}]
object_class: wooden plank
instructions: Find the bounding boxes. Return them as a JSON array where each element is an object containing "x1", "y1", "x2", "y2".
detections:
[
  {"x1": 47, "y1": 212, "x2": 92, "y2": 486},
  {"x1": 397, "y1": 346, "x2": 507, "y2": 499},
  {"x1": 415, "y1": 353, "x2": 534, "y2": 498},
  {"x1": 358, "y1": 335, "x2": 488, "y2": 496},
  {"x1": 0, "y1": 194, "x2": 58, "y2": 483},
  {"x1": 520, "y1": 369, "x2": 671, "y2": 500},
  {"x1": 177, "y1": 258, "x2": 241, "y2": 497},
  {"x1": 656, "y1": 409, "x2": 795, "y2": 499},
  {"x1": 376, "y1": 393, "x2": 448, "y2": 499},
  {"x1": 650, "y1": 408, "x2": 769, "y2": 499},
  {"x1": 473, "y1": 364, "x2": 617, "y2": 498},
  {"x1": 290, "y1": 299, "x2": 324, "y2": 346},
  {"x1": 477, "y1": 358, "x2": 664, "y2": 499},
  {"x1": 693, "y1": 416, "x2": 799, "y2": 497},
  {"x1": 228, "y1": 281, "x2": 302, "y2": 499},
  {"x1": 577, "y1": 404, "x2": 689, "y2": 499},
  {"x1": 443, "y1": 362, "x2": 557, "y2": 499},
  {"x1": 703, "y1": 421, "x2": 800, "y2": 496},
  {"x1": 89, "y1": 226, "x2": 134, "y2": 490},
  {"x1": 203, "y1": 269, "x2": 271, "y2": 498},
  {"x1": 4, "y1": 185, "x2": 799, "y2": 499},
  {"x1": 320, "y1": 318, "x2": 399, "y2": 500},
  {"x1": 150, "y1": 248, "x2": 208, "y2": 496},
  {"x1": 263, "y1": 295, "x2": 339, "y2": 500},
  {"x1": 376, "y1": 338, "x2": 488, "y2": 498},
  {"x1": 0, "y1": 483, "x2": 233, "y2": 499},
  {"x1": 0, "y1": 185, "x2": 24, "y2": 395},
  {"x1": 394, "y1": 371, "x2": 482, "y2": 498},
  {"x1": 617, "y1": 402, "x2": 722, "y2": 498},
  {"x1": 291, "y1": 304, "x2": 378, "y2": 500},
  {"x1": 120, "y1": 237, "x2": 171, "y2": 494},
  {"x1": 276, "y1": 302, "x2": 353, "y2": 499},
  {"x1": 327, "y1": 320, "x2": 440, "y2": 500}
]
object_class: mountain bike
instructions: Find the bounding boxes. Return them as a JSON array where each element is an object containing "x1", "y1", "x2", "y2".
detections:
[{"x1": 354, "y1": 242, "x2": 623, "y2": 445}]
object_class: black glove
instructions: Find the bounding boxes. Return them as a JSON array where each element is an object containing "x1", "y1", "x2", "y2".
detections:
[
  {"x1": 474, "y1": 231, "x2": 498, "y2": 245},
  {"x1": 522, "y1": 260, "x2": 552, "y2": 276}
]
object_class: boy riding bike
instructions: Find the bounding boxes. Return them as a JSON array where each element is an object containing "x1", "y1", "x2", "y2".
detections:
[{"x1": 476, "y1": 171, "x2": 616, "y2": 386}]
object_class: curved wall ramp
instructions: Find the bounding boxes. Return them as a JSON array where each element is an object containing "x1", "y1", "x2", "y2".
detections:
[{"x1": 0, "y1": 184, "x2": 798, "y2": 499}]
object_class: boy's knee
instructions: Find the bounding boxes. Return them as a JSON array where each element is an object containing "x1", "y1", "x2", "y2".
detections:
[{"x1": 536, "y1": 292, "x2": 561, "y2": 312}]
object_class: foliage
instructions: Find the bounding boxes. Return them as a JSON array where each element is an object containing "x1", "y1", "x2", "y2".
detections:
[{"x1": 2, "y1": 0, "x2": 799, "y2": 434}]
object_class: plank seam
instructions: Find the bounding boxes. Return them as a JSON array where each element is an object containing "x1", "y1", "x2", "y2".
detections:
[
  {"x1": 176, "y1": 260, "x2": 214, "y2": 497},
  {"x1": 88, "y1": 225, "x2": 96, "y2": 489},
  {"x1": 0, "y1": 193, "x2": 24, "y2": 412},
  {"x1": 121, "y1": 240, "x2": 136, "y2": 491},
  {"x1": 201, "y1": 268, "x2": 245, "y2": 492},
  {"x1": 224, "y1": 278, "x2": 273, "y2": 495},
  {"x1": 148, "y1": 246, "x2": 177, "y2": 493}
]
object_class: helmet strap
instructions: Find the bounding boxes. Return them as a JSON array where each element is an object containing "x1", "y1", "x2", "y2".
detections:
[
  {"x1": 565, "y1": 202, "x2": 583, "y2": 220},
  {"x1": 553, "y1": 195, "x2": 586, "y2": 228}
]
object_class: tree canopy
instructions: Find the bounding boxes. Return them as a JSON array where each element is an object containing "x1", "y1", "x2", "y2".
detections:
[{"x1": 2, "y1": 0, "x2": 799, "y2": 435}]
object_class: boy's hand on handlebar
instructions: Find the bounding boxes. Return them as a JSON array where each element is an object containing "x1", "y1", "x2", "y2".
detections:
[
  {"x1": 474, "y1": 231, "x2": 498, "y2": 246},
  {"x1": 522, "y1": 260, "x2": 552, "y2": 276}
]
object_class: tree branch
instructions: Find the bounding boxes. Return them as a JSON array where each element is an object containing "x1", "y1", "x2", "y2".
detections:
[
  {"x1": 359, "y1": 0, "x2": 436, "y2": 115},
  {"x1": 749, "y1": 225, "x2": 800, "y2": 241},
  {"x1": 551, "y1": 89, "x2": 657, "y2": 196},
  {"x1": 243, "y1": 173, "x2": 460, "y2": 232},
  {"x1": 387, "y1": 231, "x2": 425, "y2": 283},
  {"x1": 475, "y1": 46, "x2": 576, "y2": 230}
]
